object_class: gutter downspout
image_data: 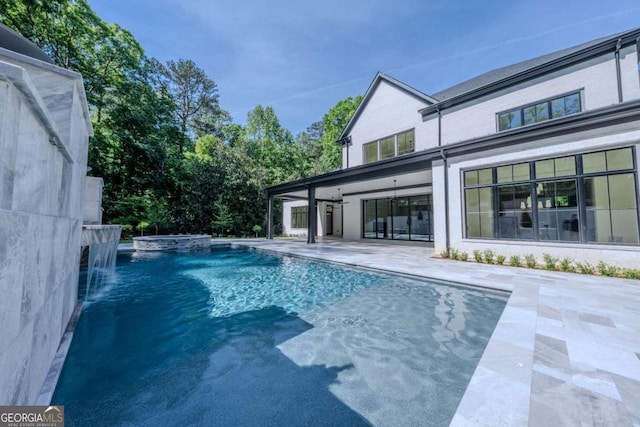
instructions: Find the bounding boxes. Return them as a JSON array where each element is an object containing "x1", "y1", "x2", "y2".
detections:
[
  {"x1": 615, "y1": 38, "x2": 623, "y2": 103},
  {"x1": 440, "y1": 148, "x2": 450, "y2": 251}
]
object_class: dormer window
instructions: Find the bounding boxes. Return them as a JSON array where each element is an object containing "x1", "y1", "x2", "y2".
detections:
[
  {"x1": 497, "y1": 92, "x2": 581, "y2": 131},
  {"x1": 362, "y1": 129, "x2": 415, "y2": 164}
]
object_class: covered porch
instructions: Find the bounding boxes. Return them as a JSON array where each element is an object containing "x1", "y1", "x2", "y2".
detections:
[{"x1": 265, "y1": 153, "x2": 434, "y2": 244}]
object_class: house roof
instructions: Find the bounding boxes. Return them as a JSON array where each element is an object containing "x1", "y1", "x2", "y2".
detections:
[
  {"x1": 338, "y1": 72, "x2": 437, "y2": 141},
  {"x1": 421, "y1": 27, "x2": 640, "y2": 115}
]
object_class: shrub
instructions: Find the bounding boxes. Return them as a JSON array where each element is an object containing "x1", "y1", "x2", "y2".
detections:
[
  {"x1": 525, "y1": 254, "x2": 537, "y2": 269},
  {"x1": 597, "y1": 261, "x2": 618, "y2": 277},
  {"x1": 542, "y1": 253, "x2": 558, "y2": 271},
  {"x1": 483, "y1": 249, "x2": 495, "y2": 264},
  {"x1": 496, "y1": 255, "x2": 506, "y2": 265},
  {"x1": 576, "y1": 261, "x2": 594, "y2": 274},
  {"x1": 509, "y1": 255, "x2": 521, "y2": 267},
  {"x1": 473, "y1": 250, "x2": 483, "y2": 263},
  {"x1": 459, "y1": 251, "x2": 469, "y2": 261},
  {"x1": 559, "y1": 258, "x2": 575, "y2": 273},
  {"x1": 440, "y1": 248, "x2": 450, "y2": 259},
  {"x1": 621, "y1": 268, "x2": 640, "y2": 280}
]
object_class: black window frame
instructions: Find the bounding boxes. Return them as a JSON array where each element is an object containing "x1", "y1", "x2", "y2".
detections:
[
  {"x1": 497, "y1": 90, "x2": 583, "y2": 132},
  {"x1": 463, "y1": 147, "x2": 639, "y2": 246}
]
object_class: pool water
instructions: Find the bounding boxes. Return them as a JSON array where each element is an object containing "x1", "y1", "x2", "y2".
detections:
[{"x1": 52, "y1": 247, "x2": 507, "y2": 426}]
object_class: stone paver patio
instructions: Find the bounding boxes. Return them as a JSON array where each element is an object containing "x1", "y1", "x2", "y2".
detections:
[{"x1": 223, "y1": 238, "x2": 640, "y2": 426}]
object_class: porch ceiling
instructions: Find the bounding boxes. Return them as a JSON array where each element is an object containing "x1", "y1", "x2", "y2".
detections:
[{"x1": 277, "y1": 169, "x2": 432, "y2": 202}]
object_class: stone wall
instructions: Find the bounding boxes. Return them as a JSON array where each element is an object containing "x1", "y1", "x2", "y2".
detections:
[{"x1": 0, "y1": 48, "x2": 92, "y2": 404}]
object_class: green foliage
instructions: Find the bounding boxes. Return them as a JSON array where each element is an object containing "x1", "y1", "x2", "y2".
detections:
[
  {"x1": 319, "y1": 96, "x2": 363, "y2": 171},
  {"x1": 459, "y1": 252, "x2": 469, "y2": 261},
  {"x1": 542, "y1": 254, "x2": 558, "y2": 271},
  {"x1": 483, "y1": 249, "x2": 495, "y2": 264},
  {"x1": 525, "y1": 254, "x2": 537, "y2": 268},
  {"x1": 597, "y1": 261, "x2": 618, "y2": 277},
  {"x1": 621, "y1": 268, "x2": 640, "y2": 280},
  {"x1": 509, "y1": 255, "x2": 521, "y2": 267},
  {"x1": 576, "y1": 261, "x2": 594, "y2": 274},
  {"x1": 496, "y1": 255, "x2": 506, "y2": 265},
  {"x1": 559, "y1": 258, "x2": 575, "y2": 273},
  {"x1": 473, "y1": 250, "x2": 483, "y2": 263}
]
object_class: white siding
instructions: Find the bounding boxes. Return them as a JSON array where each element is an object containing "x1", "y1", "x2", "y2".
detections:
[
  {"x1": 344, "y1": 80, "x2": 432, "y2": 168},
  {"x1": 439, "y1": 57, "x2": 628, "y2": 144}
]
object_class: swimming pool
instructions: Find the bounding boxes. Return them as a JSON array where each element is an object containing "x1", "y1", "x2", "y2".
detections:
[{"x1": 52, "y1": 247, "x2": 507, "y2": 426}]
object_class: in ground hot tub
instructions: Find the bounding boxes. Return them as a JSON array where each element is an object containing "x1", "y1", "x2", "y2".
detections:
[{"x1": 133, "y1": 234, "x2": 212, "y2": 251}]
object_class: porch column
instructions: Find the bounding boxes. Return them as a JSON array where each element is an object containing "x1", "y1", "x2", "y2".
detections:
[
  {"x1": 307, "y1": 186, "x2": 316, "y2": 244},
  {"x1": 267, "y1": 195, "x2": 274, "y2": 239}
]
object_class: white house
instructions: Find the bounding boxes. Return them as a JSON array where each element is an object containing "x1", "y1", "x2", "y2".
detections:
[{"x1": 269, "y1": 28, "x2": 640, "y2": 268}]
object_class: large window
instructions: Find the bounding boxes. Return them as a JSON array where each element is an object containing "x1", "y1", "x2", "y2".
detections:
[
  {"x1": 362, "y1": 129, "x2": 414, "y2": 164},
  {"x1": 291, "y1": 206, "x2": 308, "y2": 229},
  {"x1": 363, "y1": 195, "x2": 433, "y2": 241},
  {"x1": 463, "y1": 147, "x2": 639, "y2": 245},
  {"x1": 498, "y1": 92, "x2": 581, "y2": 131}
]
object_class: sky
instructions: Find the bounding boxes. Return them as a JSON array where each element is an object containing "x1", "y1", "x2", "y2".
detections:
[{"x1": 87, "y1": 0, "x2": 640, "y2": 135}]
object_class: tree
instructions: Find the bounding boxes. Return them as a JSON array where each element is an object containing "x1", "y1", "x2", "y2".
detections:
[
  {"x1": 163, "y1": 59, "x2": 221, "y2": 148},
  {"x1": 319, "y1": 96, "x2": 362, "y2": 172}
]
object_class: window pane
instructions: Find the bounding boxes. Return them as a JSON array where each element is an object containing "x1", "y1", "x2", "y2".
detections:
[
  {"x1": 513, "y1": 163, "x2": 530, "y2": 181},
  {"x1": 465, "y1": 170, "x2": 479, "y2": 186},
  {"x1": 583, "y1": 151, "x2": 606, "y2": 174},
  {"x1": 585, "y1": 176, "x2": 610, "y2": 243},
  {"x1": 363, "y1": 200, "x2": 377, "y2": 238},
  {"x1": 376, "y1": 199, "x2": 390, "y2": 238},
  {"x1": 564, "y1": 93, "x2": 581, "y2": 115},
  {"x1": 410, "y1": 195, "x2": 432, "y2": 241},
  {"x1": 550, "y1": 93, "x2": 581, "y2": 119},
  {"x1": 555, "y1": 156, "x2": 576, "y2": 177},
  {"x1": 397, "y1": 130, "x2": 415, "y2": 155},
  {"x1": 498, "y1": 110, "x2": 521, "y2": 131},
  {"x1": 392, "y1": 198, "x2": 410, "y2": 240},
  {"x1": 498, "y1": 184, "x2": 533, "y2": 240},
  {"x1": 364, "y1": 142, "x2": 378, "y2": 164},
  {"x1": 478, "y1": 168, "x2": 493, "y2": 185},
  {"x1": 380, "y1": 137, "x2": 395, "y2": 160},
  {"x1": 524, "y1": 102, "x2": 549, "y2": 125},
  {"x1": 535, "y1": 159, "x2": 554, "y2": 179},
  {"x1": 606, "y1": 148, "x2": 633, "y2": 171},
  {"x1": 497, "y1": 166, "x2": 512, "y2": 183}
]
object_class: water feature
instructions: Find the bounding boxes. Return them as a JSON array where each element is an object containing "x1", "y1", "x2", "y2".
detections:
[{"x1": 80, "y1": 225, "x2": 121, "y2": 300}]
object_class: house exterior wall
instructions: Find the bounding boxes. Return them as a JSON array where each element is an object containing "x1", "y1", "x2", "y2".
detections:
[
  {"x1": 0, "y1": 51, "x2": 91, "y2": 404},
  {"x1": 434, "y1": 50, "x2": 639, "y2": 145},
  {"x1": 281, "y1": 200, "x2": 323, "y2": 237},
  {"x1": 343, "y1": 80, "x2": 432, "y2": 169},
  {"x1": 438, "y1": 127, "x2": 640, "y2": 268}
]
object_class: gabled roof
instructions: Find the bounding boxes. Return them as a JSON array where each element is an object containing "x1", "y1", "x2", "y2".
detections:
[
  {"x1": 338, "y1": 72, "x2": 437, "y2": 140},
  {"x1": 421, "y1": 27, "x2": 640, "y2": 116}
]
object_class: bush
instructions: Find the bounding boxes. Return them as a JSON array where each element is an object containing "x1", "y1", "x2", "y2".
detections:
[
  {"x1": 509, "y1": 255, "x2": 521, "y2": 267},
  {"x1": 542, "y1": 253, "x2": 558, "y2": 271},
  {"x1": 473, "y1": 250, "x2": 483, "y2": 263},
  {"x1": 621, "y1": 268, "x2": 640, "y2": 280},
  {"x1": 459, "y1": 251, "x2": 469, "y2": 261},
  {"x1": 559, "y1": 258, "x2": 575, "y2": 273},
  {"x1": 525, "y1": 254, "x2": 537, "y2": 269},
  {"x1": 483, "y1": 249, "x2": 495, "y2": 264},
  {"x1": 597, "y1": 261, "x2": 618, "y2": 277},
  {"x1": 576, "y1": 261, "x2": 594, "y2": 274},
  {"x1": 496, "y1": 255, "x2": 506, "y2": 265}
]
